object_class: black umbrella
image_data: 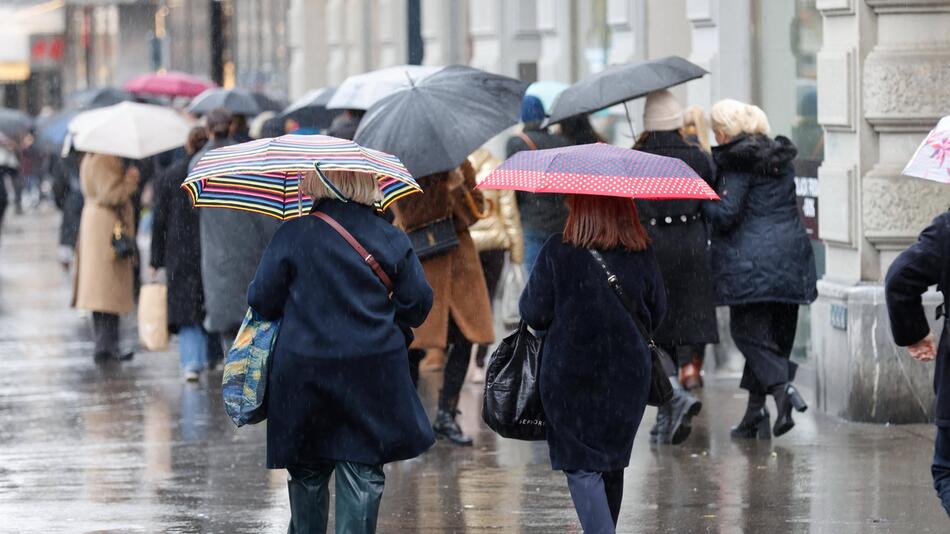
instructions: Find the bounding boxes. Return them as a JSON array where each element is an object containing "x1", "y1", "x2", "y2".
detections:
[
  {"x1": 281, "y1": 87, "x2": 340, "y2": 131},
  {"x1": 0, "y1": 108, "x2": 33, "y2": 138},
  {"x1": 187, "y1": 88, "x2": 260, "y2": 116},
  {"x1": 65, "y1": 87, "x2": 135, "y2": 110},
  {"x1": 548, "y1": 56, "x2": 707, "y2": 124},
  {"x1": 354, "y1": 65, "x2": 527, "y2": 178},
  {"x1": 252, "y1": 92, "x2": 287, "y2": 113}
]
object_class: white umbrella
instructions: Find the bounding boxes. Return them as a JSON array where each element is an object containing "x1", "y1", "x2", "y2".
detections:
[
  {"x1": 326, "y1": 65, "x2": 442, "y2": 110},
  {"x1": 69, "y1": 102, "x2": 192, "y2": 159},
  {"x1": 903, "y1": 115, "x2": 950, "y2": 184}
]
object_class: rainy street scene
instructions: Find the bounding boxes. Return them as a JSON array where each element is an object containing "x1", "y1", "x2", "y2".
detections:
[{"x1": 2, "y1": 1, "x2": 950, "y2": 533}]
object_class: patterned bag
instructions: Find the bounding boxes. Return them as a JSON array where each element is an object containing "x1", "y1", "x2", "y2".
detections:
[{"x1": 222, "y1": 308, "x2": 281, "y2": 427}]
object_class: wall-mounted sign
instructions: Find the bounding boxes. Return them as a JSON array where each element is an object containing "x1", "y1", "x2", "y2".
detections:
[
  {"x1": 30, "y1": 34, "x2": 64, "y2": 70},
  {"x1": 794, "y1": 159, "x2": 820, "y2": 240}
]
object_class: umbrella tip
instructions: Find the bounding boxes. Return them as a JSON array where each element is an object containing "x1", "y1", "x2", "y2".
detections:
[{"x1": 405, "y1": 71, "x2": 416, "y2": 88}]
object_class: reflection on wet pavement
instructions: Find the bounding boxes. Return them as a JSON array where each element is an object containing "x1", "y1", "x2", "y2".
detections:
[{"x1": 1, "y1": 210, "x2": 947, "y2": 533}]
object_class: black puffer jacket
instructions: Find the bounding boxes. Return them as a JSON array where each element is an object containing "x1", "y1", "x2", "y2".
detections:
[{"x1": 704, "y1": 135, "x2": 817, "y2": 306}]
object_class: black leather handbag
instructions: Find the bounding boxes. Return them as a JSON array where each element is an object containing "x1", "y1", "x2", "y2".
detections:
[
  {"x1": 111, "y1": 208, "x2": 136, "y2": 260},
  {"x1": 589, "y1": 250, "x2": 674, "y2": 407},
  {"x1": 482, "y1": 321, "x2": 546, "y2": 441},
  {"x1": 407, "y1": 218, "x2": 459, "y2": 260}
]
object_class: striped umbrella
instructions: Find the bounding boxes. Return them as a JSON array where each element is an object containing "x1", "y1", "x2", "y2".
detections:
[{"x1": 183, "y1": 134, "x2": 421, "y2": 220}]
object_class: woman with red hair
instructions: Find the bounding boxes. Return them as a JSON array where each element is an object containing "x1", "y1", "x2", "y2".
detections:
[{"x1": 519, "y1": 195, "x2": 666, "y2": 533}]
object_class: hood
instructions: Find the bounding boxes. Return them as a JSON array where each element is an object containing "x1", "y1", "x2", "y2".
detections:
[{"x1": 713, "y1": 134, "x2": 797, "y2": 176}]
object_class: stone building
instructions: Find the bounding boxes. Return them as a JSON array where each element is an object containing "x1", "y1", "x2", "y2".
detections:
[{"x1": 287, "y1": 0, "x2": 950, "y2": 424}]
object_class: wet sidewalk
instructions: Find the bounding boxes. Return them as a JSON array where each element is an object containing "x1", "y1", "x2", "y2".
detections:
[{"x1": 0, "y1": 209, "x2": 947, "y2": 533}]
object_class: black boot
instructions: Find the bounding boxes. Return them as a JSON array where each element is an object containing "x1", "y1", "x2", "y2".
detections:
[
  {"x1": 771, "y1": 383, "x2": 807, "y2": 437},
  {"x1": 667, "y1": 378, "x2": 702, "y2": 445},
  {"x1": 433, "y1": 408, "x2": 473, "y2": 446},
  {"x1": 732, "y1": 394, "x2": 771, "y2": 440}
]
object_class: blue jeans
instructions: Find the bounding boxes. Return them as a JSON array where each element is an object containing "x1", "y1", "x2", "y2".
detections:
[
  {"x1": 178, "y1": 325, "x2": 209, "y2": 373},
  {"x1": 523, "y1": 229, "x2": 554, "y2": 272},
  {"x1": 288, "y1": 461, "x2": 385, "y2": 534},
  {"x1": 564, "y1": 469, "x2": 624, "y2": 534},
  {"x1": 933, "y1": 426, "x2": 950, "y2": 517}
]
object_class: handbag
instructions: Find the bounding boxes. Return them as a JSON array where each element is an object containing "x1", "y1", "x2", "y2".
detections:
[
  {"x1": 588, "y1": 250, "x2": 674, "y2": 407},
  {"x1": 496, "y1": 257, "x2": 527, "y2": 331},
  {"x1": 222, "y1": 307, "x2": 281, "y2": 427},
  {"x1": 137, "y1": 283, "x2": 169, "y2": 351},
  {"x1": 406, "y1": 218, "x2": 460, "y2": 260},
  {"x1": 482, "y1": 321, "x2": 546, "y2": 441},
  {"x1": 111, "y1": 215, "x2": 136, "y2": 260}
]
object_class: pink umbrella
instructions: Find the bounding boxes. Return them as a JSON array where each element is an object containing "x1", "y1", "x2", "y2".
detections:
[{"x1": 124, "y1": 71, "x2": 216, "y2": 98}]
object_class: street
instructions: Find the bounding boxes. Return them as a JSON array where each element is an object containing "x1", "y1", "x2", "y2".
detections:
[{"x1": 0, "y1": 209, "x2": 947, "y2": 534}]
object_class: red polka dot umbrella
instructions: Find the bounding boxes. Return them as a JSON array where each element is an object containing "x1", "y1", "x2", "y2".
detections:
[{"x1": 477, "y1": 142, "x2": 719, "y2": 200}]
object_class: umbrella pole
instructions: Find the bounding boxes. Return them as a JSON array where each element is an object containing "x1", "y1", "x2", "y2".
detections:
[{"x1": 623, "y1": 102, "x2": 638, "y2": 141}]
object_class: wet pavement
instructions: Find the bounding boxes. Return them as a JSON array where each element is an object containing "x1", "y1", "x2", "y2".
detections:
[{"x1": 1, "y1": 208, "x2": 948, "y2": 533}]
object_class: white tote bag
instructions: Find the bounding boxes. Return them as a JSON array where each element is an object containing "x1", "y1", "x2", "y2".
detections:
[{"x1": 138, "y1": 283, "x2": 169, "y2": 351}]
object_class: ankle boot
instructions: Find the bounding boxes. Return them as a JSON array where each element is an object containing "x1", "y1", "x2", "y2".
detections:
[
  {"x1": 667, "y1": 377, "x2": 702, "y2": 445},
  {"x1": 433, "y1": 409, "x2": 473, "y2": 446},
  {"x1": 731, "y1": 407, "x2": 771, "y2": 440},
  {"x1": 772, "y1": 383, "x2": 807, "y2": 437},
  {"x1": 651, "y1": 402, "x2": 673, "y2": 444}
]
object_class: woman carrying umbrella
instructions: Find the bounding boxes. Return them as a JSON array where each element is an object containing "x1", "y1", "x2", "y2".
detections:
[{"x1": 704, "y1": 99, "x2": 816, "y2": 439}]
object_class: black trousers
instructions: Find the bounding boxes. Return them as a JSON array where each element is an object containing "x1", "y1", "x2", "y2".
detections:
[
  {"x1": 475, "y1": 249, "x2": 506, "y2": 366},
  {"x1": 730, "y1": 303, "x2": 799, "y2": 395},
  {"x1": 287, "y1": 461, "x2": 385, "y2": 534},
  {"x1": 409, "y1": 318, "x2": 472, "y2": 411},
  {"x1": 564, "y1": 469, "x2": 624, "y2": 533},
  {"x1": 92, "y1": 312, "x2": 120, "y2": 356},
  {"x1": 933, "y1": 426, "x2": 950, "y2": 517}
]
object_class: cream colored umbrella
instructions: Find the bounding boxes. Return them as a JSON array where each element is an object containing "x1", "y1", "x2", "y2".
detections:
[{"x1": 69, "y1": 102, "x2": 192, "y2": 159}]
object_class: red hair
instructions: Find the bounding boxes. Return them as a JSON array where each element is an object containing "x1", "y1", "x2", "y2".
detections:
[{"x1": 563, "y1": 195, "x2": 650, "y2": 252}]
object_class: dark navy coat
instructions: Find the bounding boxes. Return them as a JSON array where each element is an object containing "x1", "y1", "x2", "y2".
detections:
[
  {"x1": 885, "y1": 211, "x2": 950, "y2": 427},
  {"x1": 704, "y1": 134, "x2": 817, "y2": 306},
  {"x1": 520, "y1": 236, "x2": 666, "y2": 472},
  {"x1": 248, "y1": 200, "x2": 435, "y2": 468},
  {"x1": 635, "y1": 131, "x2": 719, "y2": 346}
]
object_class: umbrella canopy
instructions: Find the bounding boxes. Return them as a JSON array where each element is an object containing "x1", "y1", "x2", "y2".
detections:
[
  {"x1": 34, "y1": 110, "x2": 78, "y2": 154},
  {"x1": 124, "y1": 71, "x2": 216, "y2": 98},
  {"x1": 477, "y1": 143, "x2": 719, "y2": 201},
  {"x1": 548, "y1": 56, "x2": 707, "y2": 124},
  {"x1": 65, "y1": 87, "x2": 135, "y2": 110},
  {"x1": 252, "y1": 92, "x2": 287, "y2": 113},
  {"x1": 188, "y1": 88, "x2": 260, "y2": 116},
  {"x1": 526, "y1": 81, "x2": 569, "y2": 115},
  {"x1": 282, "y1": 87, "x2": 340, "y2": 130},
  {"x1": 354, "y1": 65, "x2": 528, "y2": 178},
  {"x1": 69, "y1": 102, "x2": 192, "y2": 159},
  {"x1": 0, "y1": 108, "x2": 33, "y2": 138},
  {"x1": 903, "y1": 115, "x2": 950, "y2": 184},
  {"x1": 327, "y1": 65, "x2": 443, "y2": 110},
  {"x1": 183, "y1": 134, "x2": 421, "y2": 219}
]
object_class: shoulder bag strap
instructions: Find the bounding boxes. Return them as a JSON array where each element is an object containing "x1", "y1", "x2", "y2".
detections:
[
  {"x1": 312, "y1": 211, "x2": 394, "y2": 293},
  {"x1": 588, "y1": 249, "x2": 655, "y2": 348},
  {"x1": 516, "y1": 132, "x2": 538, "y2": 151}
]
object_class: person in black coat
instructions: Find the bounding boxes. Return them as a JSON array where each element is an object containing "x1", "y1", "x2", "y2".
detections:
[
  {"x1": 634, "y1": 90, "x2": 716, "y2": 445},
  {"x1": 705, "y1": 99, "x2": 817, "y2": 439},
  {"x1": 885, "y1": 210, "x2": 950, "y2": 517},
  {"x1": 520, "y1": 194, "x2": 666, "y2": 534},
  {"x1": 150, "y1": 126, "x2": 217, "y2": 381},
  {"x1": 506, "y1": 95, "x2": 570, "y2": 269},
  {"x1": 247, "y1": 170, "x2": 434, "y2": 533}
]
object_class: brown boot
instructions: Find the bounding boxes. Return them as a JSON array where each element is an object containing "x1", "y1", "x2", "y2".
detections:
[
  {"x1": 679, "y1": 356, "x2": 703, "y2": 390},
  {"x1": 420, "y1": 348, "x2": 446, "y2": 372}
]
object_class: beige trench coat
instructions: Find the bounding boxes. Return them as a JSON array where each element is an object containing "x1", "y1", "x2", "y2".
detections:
[{"x1": 72, "y1": 153, "x2": 138, "y2": 315}]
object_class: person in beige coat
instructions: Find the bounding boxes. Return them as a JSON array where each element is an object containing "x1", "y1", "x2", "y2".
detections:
[
  {"x1": 73, "y1": 152, "x2": 139, "y2": 361},
  {"x1": 392, "y1": 160, "x2": 494, "y2": 446}
]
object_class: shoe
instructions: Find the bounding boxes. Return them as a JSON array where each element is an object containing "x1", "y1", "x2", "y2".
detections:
[
  {"x1": 93, "y1": 351, "x2": 134, "y2": 363},
  {"x1": 773, "y1": 384, "x2": 807, "y2": 437},
  {"x1": 679, "y1": 357, "x2": 703, "y2": 390},
  {"x1": 433, "y1": 409, "x2": 473, "y2": 446},
  {"x1": 651, "y1": 403, "x2": 673, "y2": 444},
  {"x1": 731, "y1": 407, "x2": 771, "y2": 440},
  {"x1": 183, "y1": 370, "x2": 200, "y2": 382},
  {"x1": 667, "y1": 386, "x2": 702, "y2": 445}
]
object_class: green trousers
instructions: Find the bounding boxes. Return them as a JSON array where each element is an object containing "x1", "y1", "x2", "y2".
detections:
[{"x1": 287, "y1": 461, "x2": 385, "y2": 534}]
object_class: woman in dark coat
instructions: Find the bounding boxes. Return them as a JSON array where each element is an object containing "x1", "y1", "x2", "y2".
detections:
[
  {"x1": 248, "y1": 170, "x2": 434, "y2": 534},
  {"x1": 150, "y1": 126, "x2": 215, "y2": 381},
  {"x1": 705, "y1": 99, "x2": 817, "y2": 439},
  {"x1": 520, "y1": 195, "x2": 666, "y2": 534}
]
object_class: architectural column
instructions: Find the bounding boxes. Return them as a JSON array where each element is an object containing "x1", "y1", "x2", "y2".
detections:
[
  {"x1": 606, "y1": 0, "x2": 646, "y2": 65},
  {"x1": 468, "y1": 0, "x2": 540, "y2": 79},
  {"x1": 421, "y1": 0, "x2": 468, "y2": 66},
  {"x1": 371, "y1": 0, "x2": 409, "y2": 69},
  {"x1": 324, "y1": 0, "x2": 349, "y2": 85},
  {"x1": 813, "y1": 0, "x2": 950, "y2": 423},
  {"x1": 535, "y1": 0, "x2": 575, "y2": 82},
  {"x1": 685, "y1": 0, "x2": 752, "y2": 110},
  {"x1": 287, "y1": 0, "x2": 327, "y2": 98}
]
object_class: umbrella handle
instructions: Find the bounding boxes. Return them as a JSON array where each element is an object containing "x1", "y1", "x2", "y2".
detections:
[{"x1": 463, "y1": 191, "x2": 494, "y2": 220}]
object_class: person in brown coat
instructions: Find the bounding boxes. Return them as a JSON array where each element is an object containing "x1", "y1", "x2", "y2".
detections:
[
  {"x1": 392, "y1": 161, "x2": 494, "y2": 446},
  {"x1": 73, "y1": 152, "x2": 139, "y2": 361}
]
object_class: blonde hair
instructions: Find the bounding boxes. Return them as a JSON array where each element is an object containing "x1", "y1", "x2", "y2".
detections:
[
  {"x1": 300, "y1": 169, "x2": 382, "y2": 206},
  {"x1": 710, "y1": 99, "x2": 771, "y2": 140},
  {"x1": 682, "y1": 106, "x2": 711, "y2": 153}
]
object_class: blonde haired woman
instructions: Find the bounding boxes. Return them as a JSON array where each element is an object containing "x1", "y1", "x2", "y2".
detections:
[
  {"x1": 248, "y1": 169, "x2": 434, "y2": 533},
  {"x1": 704, "y1": 99, "x2": 817, "y2": 439}
]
